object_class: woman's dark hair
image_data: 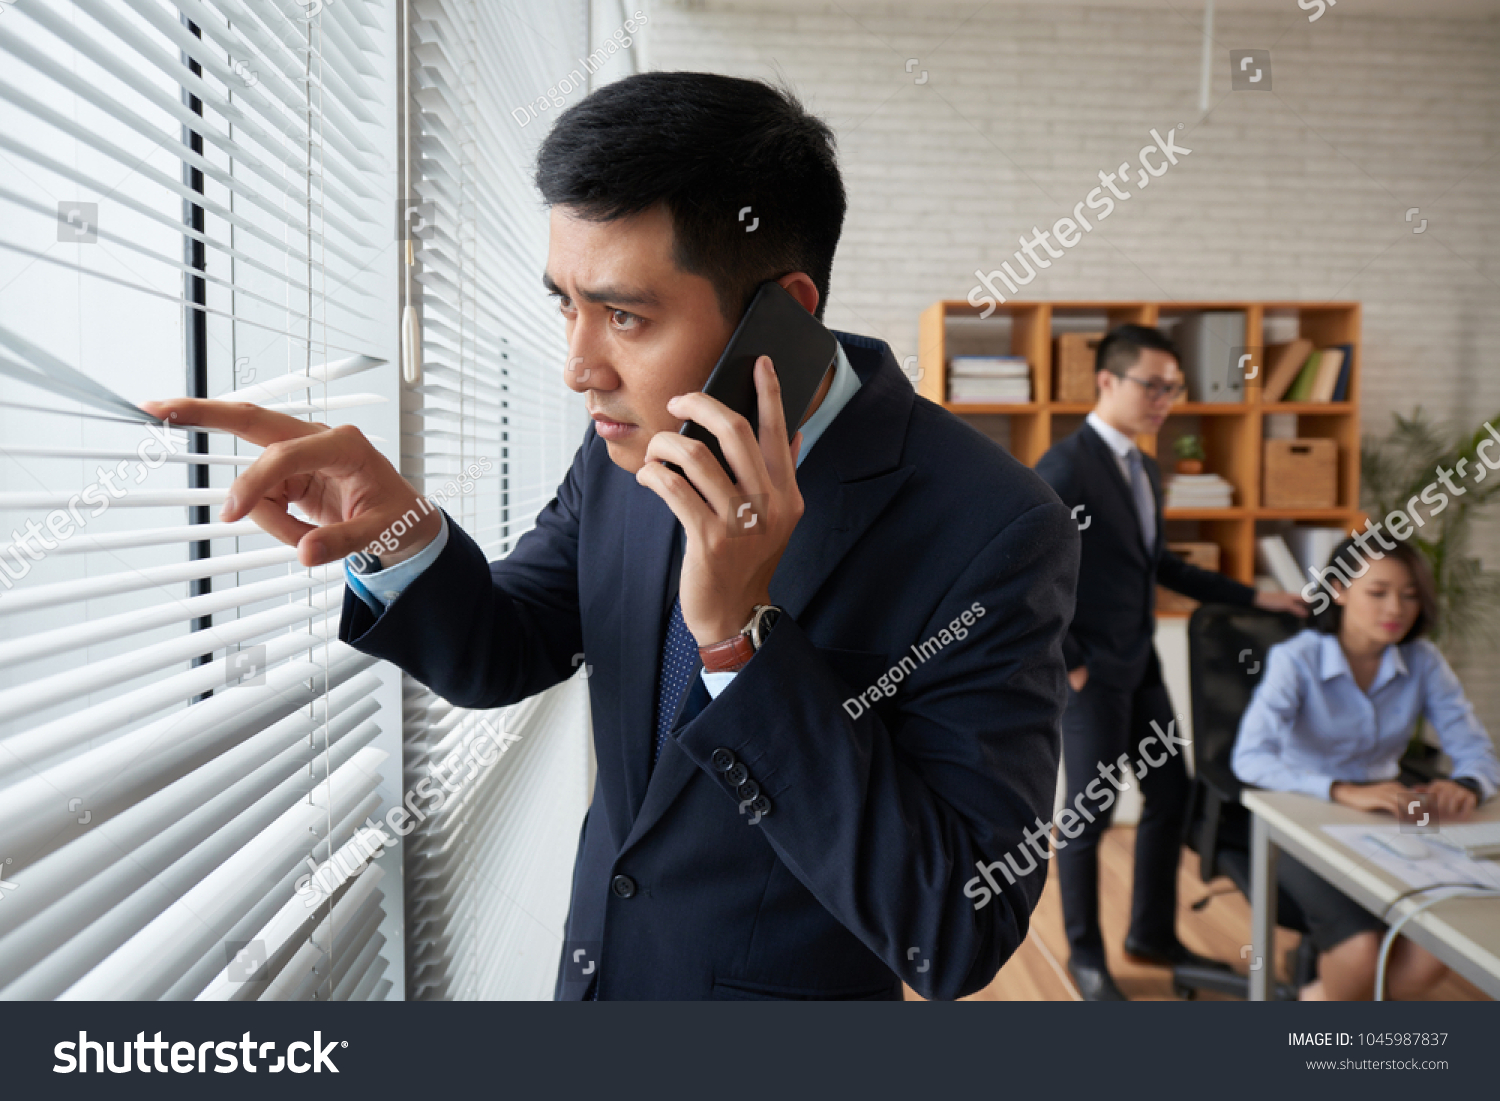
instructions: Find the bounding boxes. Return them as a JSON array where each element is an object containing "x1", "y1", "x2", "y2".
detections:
[
  {"x1": 535, "y1": 71, "x2": 845, "y2": 323},
  {"x1": 1308, "y1": 534, "x2": 1438, "y2": 643},
  {"x1": 1095, "y1": 323, "x2": 1179, "y2": 377}
]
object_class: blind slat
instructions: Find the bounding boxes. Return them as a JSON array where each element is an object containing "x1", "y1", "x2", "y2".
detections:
[{"x1": 0, "y1": 685, "x2": 382, "y2": 991}]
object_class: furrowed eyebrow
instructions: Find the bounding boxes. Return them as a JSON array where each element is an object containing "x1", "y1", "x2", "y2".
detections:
[{"x1": 541, "y1": 270, "x2": 658, "y2": 309}]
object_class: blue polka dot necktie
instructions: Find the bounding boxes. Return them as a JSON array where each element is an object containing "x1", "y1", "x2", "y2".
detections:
[{"x1": 651, "y1": 594, "x2": 699, "y2": 771}]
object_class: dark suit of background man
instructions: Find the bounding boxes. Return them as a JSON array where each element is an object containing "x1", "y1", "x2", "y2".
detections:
[
  {"x1": 154, "y1": 72, "x2": 1079, "y2": 1000},
  {"x1": 1034, "y1": 325, "x2": 1307, "y2": 1000}
]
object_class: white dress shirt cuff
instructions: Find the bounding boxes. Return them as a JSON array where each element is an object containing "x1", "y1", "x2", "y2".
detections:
[{"x1": 345, "y1": 511, "x2": 450, "y2": 610}]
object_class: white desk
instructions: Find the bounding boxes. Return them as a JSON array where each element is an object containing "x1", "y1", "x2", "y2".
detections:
[{"x1": 1243, "y1": 789, "x2": 1500, "y2": 1000}]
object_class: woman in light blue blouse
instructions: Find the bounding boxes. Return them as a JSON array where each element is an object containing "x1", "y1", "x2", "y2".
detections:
[{"x1": 1233, "y1": 536, "x2": 1499, "y2": 1000}]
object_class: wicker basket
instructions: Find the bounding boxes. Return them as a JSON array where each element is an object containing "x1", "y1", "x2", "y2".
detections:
[
  {"x1": 1053, "y1": 333, "x2": 1103, "y2": 403},
  {"x1": 1263, "y1": 439, "x2": 1338, "y2": 509}
]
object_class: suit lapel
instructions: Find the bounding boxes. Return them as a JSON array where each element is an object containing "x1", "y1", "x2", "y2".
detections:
[
  {"x1": 617, "y1": 480, "x2": 681, "y2": 826},
  {"x1": 617, "y1": 335, "x2": 916, "y2": 856},
  {"x1": 1079, "y1": 424, "x2": 1151, "y2": 563}
]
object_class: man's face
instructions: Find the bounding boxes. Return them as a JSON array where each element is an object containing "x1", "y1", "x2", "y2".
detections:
[
  {"x1": 546, "y1": 204, "x2": 736, "y2": 473},
  {"x1": 1096, "y1": 348, "x2": 1183, "y2": 436}
]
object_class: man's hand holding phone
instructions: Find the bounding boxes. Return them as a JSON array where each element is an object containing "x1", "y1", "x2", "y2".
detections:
[
  {"x1": 636, "y1": 355, "x2": 804, "y2": 648},
  {"x1": 140, "y1": 399, "x2": 440, "y2": 567}
]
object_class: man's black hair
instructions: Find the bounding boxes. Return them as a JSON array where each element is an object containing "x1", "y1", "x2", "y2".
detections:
[
  {"x1": 535, "y1": 71, "x2": 845, "y2": 323},
  {"x1": 1095, "y1": 323, "x2": 1179, "y2": 377}
]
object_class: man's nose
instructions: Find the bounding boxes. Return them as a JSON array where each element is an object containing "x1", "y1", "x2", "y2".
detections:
[{"x1": 563, "y1": 325, "x2": 617, "y2": 393}]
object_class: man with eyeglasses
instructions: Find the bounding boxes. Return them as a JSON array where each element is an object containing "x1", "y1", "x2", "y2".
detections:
[{"x1": 1035, "y1": 323, "x2": 1307, "y2": 1000}]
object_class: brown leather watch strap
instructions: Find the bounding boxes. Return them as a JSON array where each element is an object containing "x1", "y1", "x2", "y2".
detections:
[{"x1": 698, "y1": 631, "x2": 756, "y2": 673}]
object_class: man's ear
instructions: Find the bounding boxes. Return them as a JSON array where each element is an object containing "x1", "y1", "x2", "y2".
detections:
[{"x1": 776, "y1": 272, "x2": 820, "y2": 316}]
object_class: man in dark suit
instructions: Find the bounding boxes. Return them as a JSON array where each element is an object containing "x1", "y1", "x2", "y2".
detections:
[
  {"x1": 1034, "y1": 324, "x2": 1306, "y2": 1000},
  {"x1": 148, "y1": 73, "x2": 1078, "y2": 1000}
]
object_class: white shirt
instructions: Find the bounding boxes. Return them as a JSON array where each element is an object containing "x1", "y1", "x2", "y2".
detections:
[{"x1": 1086, "y1": 409, "x2": 1138, "y2": 485}]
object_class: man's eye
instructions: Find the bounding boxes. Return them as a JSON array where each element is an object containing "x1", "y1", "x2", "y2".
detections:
[
  {"x1": 610, "y1": 309, "x2": 639, "y2": 329},
  {"x1": 554, "y1": 295, "x2": 575, "y2": 314}
]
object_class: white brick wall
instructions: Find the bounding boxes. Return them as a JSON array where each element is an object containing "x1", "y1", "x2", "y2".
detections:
[{"x1": 645, "y1": 0, "x2": 1500, "y2": 733}]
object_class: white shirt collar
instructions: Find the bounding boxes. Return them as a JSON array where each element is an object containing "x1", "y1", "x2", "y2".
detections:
[
  {"x1": 1317, "y1": 631, "x2": 1410, "y2": 689},
  {"x1": 1086, "y1": 409, "x2": 1136, "y2": 459},
  {"x1": 794, "y1": 341, "x2": 860, "y2": 467}
]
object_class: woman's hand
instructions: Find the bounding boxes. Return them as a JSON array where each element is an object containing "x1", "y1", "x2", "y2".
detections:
[
  {"x1": 1412, "y1": 779, "x2": 1479, "y2": 822},
  {"x1": 1068, "y1": 665, "x2": 1089, "y2": 692},
  {"x1": 1254, "y1": 590, "x2": 1310, "y2": 617},
  {"x1": 1329, "y1": 780, "x2": 1416, "y2": 815}
]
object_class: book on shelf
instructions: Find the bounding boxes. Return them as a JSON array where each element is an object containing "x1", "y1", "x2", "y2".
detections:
[
  {"x1": 1262, "y1": 338, "x2": 1314, "y2": 402},
  {"x1": 1284, "y1": 350, "x2": 1322, "y2": 402},
  {"x1": 1256, "y1": 534, "x2": 1305, "y2": 593},
  {"x1": 1165, "y1": 472, "x2": 1234, "y2": 509},
  {"x1": 1268, "y1": 342, "x2": 1354, "y2": 404},
  {"x1": 948, "y1": 355, "x2": 1029, "y2": 378},
  {"x1": 1330, "y1": 343, "x2": 1354, "y2": 401},
  {"x1": 947, "y1": 376, "x2": 1032, "y2": 402},
  {"x1": 1308, "y1": 346, "x2": 1345, "y2": 403}
]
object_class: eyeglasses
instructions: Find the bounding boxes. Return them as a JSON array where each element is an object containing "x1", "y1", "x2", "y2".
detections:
[{"x1": 1122, "y1": 374, "x2": 1186, "y2": 402}]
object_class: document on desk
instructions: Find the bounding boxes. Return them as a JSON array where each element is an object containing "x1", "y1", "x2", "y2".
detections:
[{"x1": 1321, "y1": 825, "x2": 1500, "y2": 892}]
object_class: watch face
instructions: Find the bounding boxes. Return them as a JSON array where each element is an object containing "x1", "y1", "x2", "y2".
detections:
[{"x1": 750, "y1": 605, "x2": 781, "y2": 648}]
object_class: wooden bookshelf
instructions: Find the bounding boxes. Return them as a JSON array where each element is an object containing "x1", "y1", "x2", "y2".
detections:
[{"x1": 918, "y1": 300, "x2": 1363, "y2": 613}]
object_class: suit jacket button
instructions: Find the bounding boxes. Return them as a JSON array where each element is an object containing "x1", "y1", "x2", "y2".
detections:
[
  {"x1": 750, "y1": 795, "x2": 772, "y2": 817},
  {"x1": 711, "y1": 747, "x2": 737, "y2": 772},
  {"x1": 736, "y1": 779, "x2": 760, "y2": 802},
  {"x1": 611, "y1": 874, "x2": 636, "y2": 899},
  {"x1": 726, "y1": 761, "x2": 749, "y2": 786}
]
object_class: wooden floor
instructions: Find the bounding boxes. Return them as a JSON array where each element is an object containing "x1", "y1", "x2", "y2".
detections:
[{"x1": 908, "y1": 827, "x2": 1489, "y2": 1001}]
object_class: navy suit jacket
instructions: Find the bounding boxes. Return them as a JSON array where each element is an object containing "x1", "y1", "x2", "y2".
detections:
[
  {"x1": 1034, "y1": 423, "x2": 1255, "y2": 689},
  {"x1": 341, "y1": 332, "x2": 1078, "y2": 1000}
]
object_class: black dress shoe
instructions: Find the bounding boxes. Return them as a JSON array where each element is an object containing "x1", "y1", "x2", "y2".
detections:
[
  {"x1": 1067, "y1": 957, "x2": 1127, "y2": 1001},
  {"x1": 1123, "y1": 937, "x2": 1233, "y2": 973}
]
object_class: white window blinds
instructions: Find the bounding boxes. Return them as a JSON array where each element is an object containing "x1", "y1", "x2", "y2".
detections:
[
  {"x1": 397, "y1": 0, "x2": 606, "y2": 999},
  {"x1": 0, "y1": 0, "x2": 399, "y2": 1000}
]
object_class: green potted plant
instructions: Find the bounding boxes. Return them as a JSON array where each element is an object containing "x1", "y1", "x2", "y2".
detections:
[
  {"x1": 1361, "y1": 407, "x2": 1500, "y2": 652},
  {"x1": 1173, "y1": 434, "x2": 1205, "y2": 475}
]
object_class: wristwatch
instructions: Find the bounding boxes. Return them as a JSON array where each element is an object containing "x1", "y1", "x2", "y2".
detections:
[
  {"x1": 1451, "y1": 776, "x2": 1484, "y2": 801},
  {"x1": 698, "y1": 604, "x2": 781, "y2": 673}
]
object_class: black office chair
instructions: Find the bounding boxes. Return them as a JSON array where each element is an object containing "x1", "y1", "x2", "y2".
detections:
[{"x1": 1171, "y1": 603, "x2": 1315, "y2": 1000}]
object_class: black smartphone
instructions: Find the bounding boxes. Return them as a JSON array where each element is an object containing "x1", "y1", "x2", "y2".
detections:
[{"x1": 674, "y1": 280, "x2": 839, "y2": 484}]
